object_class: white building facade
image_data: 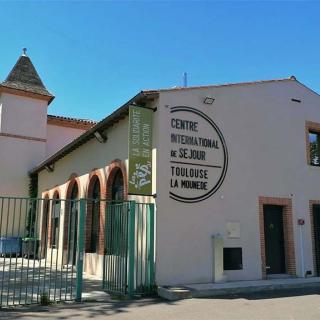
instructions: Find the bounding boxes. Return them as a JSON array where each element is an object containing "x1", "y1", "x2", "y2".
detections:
[
  {"x1": 2, "y1": 52, "x2": 320, "y2": 287},
  {"x1": 31, "y1": 77, "x2": 320, "y2": 285}
]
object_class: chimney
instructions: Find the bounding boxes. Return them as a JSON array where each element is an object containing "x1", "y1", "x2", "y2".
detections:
[{"x1": 183, "y1": 72, "x2": 187, "y2": 87}]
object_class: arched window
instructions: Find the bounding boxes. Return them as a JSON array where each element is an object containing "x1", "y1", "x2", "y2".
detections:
[
  {"x1": 67, "y1": 182, "x2": 79, "y2": 265},
  {"x1": 111, "y1": 169, "x2": 124, "y2": 201},
  {"x1": 107, "y1": 168, "x2": 125, "y2": 255},
  {"x1": 89, "y1": 178, "x2": 100, "y2": 253}
]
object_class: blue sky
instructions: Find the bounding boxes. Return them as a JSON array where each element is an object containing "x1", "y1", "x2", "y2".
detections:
[{"x1": 0, "y1": 1, "x2": 319, "y2": 121}]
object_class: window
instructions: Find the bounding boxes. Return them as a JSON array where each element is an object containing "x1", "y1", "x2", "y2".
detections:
[
  {"x1": 309, "y1": 131, "x2": 320, "y2": 166},
  {"x1": 51, "y1": 197, "x2": 60, "y2": 248},
  {"x1": 223, "y1": 247, "x2": 243, "y2": 270},
  {"x1": 112, "y1": 169, "x2": 124, "y2": 201},
  {"x1": 106, "y1": 169, "x2": 125, "y2": 255},
  {"x1": 89, "y1": 178, "x2": 100, "y2": 253}
]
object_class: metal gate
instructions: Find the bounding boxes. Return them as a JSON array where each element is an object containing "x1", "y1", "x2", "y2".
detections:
[
  {"x1": 103, "y1": 201, "x2": 155, "y2": 296},
  {"x1": 0, "y1": 197, "x2": 85, "y2": 307},
  {"x1": 0, "y1": 197, "x2": 155, "y2": 307}
]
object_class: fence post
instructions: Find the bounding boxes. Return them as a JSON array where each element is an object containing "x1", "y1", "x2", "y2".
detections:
[
  {"x1": 76, "y1": 198, "x2": 85, "y2": 302},
  {"x1": 102, "y1": 202, "x2": 109, "y2": 290},
  {"x1": 127, "y1": 201, "x2": 136, "y2": 296},
  {"x1": 147, "y1": 203, "x2": 155, "y2": 288}
]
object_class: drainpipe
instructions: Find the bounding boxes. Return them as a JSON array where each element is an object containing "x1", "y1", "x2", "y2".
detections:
[{"x1": 298, "y1": 219, "x2": 305, "y2": 277}]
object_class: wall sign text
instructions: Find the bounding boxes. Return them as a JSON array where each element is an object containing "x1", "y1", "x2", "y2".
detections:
[{"x1": 169, "y1": 106, "x2": 228, "y2": 203}]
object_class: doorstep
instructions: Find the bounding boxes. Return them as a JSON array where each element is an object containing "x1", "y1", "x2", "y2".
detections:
[{"x1": 158, "y1": 277, "x2": 320, "y2": 301}]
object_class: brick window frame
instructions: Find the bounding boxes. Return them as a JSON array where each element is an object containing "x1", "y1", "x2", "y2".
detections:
[
  {"x1": 309, "y1": 200, "x2": 320, "y2": 276},
  {"x1": 306, "y1": 121, "x2": 320, "y2": 166},
  {"x1": 85, "y1": 170, "x2": 106, "y2": 255},
  {"x1": 258, "y1": 196, "x2": 296, "y2": 279},
  {"x1": 105, "y1": 159, "x2": 128, "y2": 201},
  {"x1": 104, "y1": 160, "x2": 128, "y2": 256}
]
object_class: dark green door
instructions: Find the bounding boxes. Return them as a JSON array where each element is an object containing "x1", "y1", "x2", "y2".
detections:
[
  {"x1": 263, "y1": 205, "x2": 286, "y2": 274},
  {"x1": 312, "y1": 204, "x2": 320, "y2": 276}
]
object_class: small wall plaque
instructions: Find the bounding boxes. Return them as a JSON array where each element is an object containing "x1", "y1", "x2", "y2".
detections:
[{"x1": 226, "y1": 221, "x2": 240, "y2": 238}]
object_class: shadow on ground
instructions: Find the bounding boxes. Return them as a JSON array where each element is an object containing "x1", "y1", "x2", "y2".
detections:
[
  {"x1": 1, "y1": 287, "x2": 320, "y2": 319},
  {"x1": 0, "y1": 297, "x2": 174, "y2": 319},
  {"x1": 204, "y1": 287, "x2": 320, "y2": 300}
]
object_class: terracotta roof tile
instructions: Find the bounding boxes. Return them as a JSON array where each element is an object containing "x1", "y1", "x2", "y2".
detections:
[{"x1": 47, "y1": 114, "x2": 97, "y2": 130}]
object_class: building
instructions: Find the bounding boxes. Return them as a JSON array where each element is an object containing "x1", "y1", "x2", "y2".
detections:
[
  {"x1": 2, "y1": 51, "x2": 320, "y2": 287},
  {"x1": 0, "y1": 51, "x2": 95, "y2": 198}
]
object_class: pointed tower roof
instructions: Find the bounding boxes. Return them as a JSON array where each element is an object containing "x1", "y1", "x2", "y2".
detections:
[{"x1": 0, "y1": 49, "x2": 54, "y2": 104}]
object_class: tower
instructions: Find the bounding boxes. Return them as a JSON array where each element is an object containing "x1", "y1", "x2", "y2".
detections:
[{"x1": 0, "y1": 50, "x2": 54, "y2": 196}]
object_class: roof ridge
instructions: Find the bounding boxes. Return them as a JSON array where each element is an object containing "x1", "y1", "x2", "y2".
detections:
[{"x1": 142, "y1": 76, "x2": 296, "y2": 93}]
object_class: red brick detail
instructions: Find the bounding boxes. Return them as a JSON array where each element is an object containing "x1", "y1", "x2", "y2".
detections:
[
  {"x1": 103, "y1": 160, "x2": 128, "y2": 257},
  {"x1": 258, "y1": 196, "x2": 296, "y2": 279},
  {"x1": 105, "y1": 159, "x2": 128, "y2": 201},
  {"x1": 85, "y1": 170, "x2": 106, "y2": 255},
  {"x1": 0, "y1": 132, "x2": 46, "y2": 142},
  {"x1": 47, "y1": 115, "x2": 96, "y2": 130},
  {"x1": 305, "y1": 121, "x2": 320, "y2": 165},
  {"x1": 309, "y1": 200, "x2": 320, "y2": 276}
]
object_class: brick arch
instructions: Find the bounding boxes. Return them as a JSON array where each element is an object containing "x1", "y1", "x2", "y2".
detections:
[
  {"x1": 105, "y1": 159, "x2": 128, "y2": 201},
  {"x1": 86, "y1": 170, "x2": 106, "y2": 199},
  {"x1": 85, "y1": 170, "x2": 106, "y2": 254},
  {"x1": 52, "y1": 188, "x2": 60, "y2": 199},
  {"x1": 65, "y1": 173, "x2": 81, "y2": 199}
]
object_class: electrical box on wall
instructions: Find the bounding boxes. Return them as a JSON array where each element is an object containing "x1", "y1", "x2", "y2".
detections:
[{"x1": 227, "y1": 221, "x2": 240, "y2": 238}]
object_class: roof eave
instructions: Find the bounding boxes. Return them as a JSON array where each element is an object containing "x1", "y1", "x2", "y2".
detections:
[
  {"x1": 30, "y1": 90, "x2": 159, "y2": 175},
  {"x1": 0, "y1": 85, "x2": 55, "y2": 104}
]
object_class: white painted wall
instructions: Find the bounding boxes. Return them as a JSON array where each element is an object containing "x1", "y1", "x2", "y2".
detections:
[
  {"x1": 0, "y1": 93, "x2": 48, "y2": 236},
  {"x1": 0, "y1": 93, "x2": 48, "y2": 198},
  {"x1": 38, "y1": 120, "x2": 129, "y2": 194},
  {"x1": 37, "y1": 105, "x2": 158, "y2": 276},
  {"x1": 155, "y1": 80, "x2": 320, "y2": 285},
  {"x1": 38, "y1": 100, "x2": 158, "y2": 200},
  {"x1": 0, "y1": 93, "x2": 47, "y2": 139},
  {"x1": 46, "y1": 124, "x2": 86, "y2": 157},
  {"x1": 36, "y1": 80, "x2": 320, "y2": 285},
  {"x1": 0, "y1": 136, "x2": 46, "y2": 235},
  {"x1": 0, "y1": 136, "x2": 46, "y2": 196}
]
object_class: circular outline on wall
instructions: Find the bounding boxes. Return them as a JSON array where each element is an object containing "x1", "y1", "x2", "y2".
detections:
[{"x1": 169, "y1": 106, "x2": 228, "y2": 203}]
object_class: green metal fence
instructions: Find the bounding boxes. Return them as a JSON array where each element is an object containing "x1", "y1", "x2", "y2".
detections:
[
  {"x1": 0, "y1": 196, "x2": 155, "y2": 307},
  {"x1": 0, "y1": 196, "x2": 85, "y2": 307},
  {"x1": 103, "y1": 201, "x2": 155, "y2": 296}
]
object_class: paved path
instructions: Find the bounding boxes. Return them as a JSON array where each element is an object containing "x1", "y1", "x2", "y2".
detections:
[
  {"x1": 1, "y1": 287, "x2": 320, "y2": 320},
  {"x1": 0, "y1": 257, "x2": 103, "y2": 306}
]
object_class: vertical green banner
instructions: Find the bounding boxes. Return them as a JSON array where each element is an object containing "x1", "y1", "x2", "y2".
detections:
[{"x1": 128, "y1": 105, "x2": 153, "y2": 195}]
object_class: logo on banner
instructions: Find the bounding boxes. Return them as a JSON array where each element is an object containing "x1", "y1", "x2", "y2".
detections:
[{"x1": 128, "y1": 106, "x2": 153, "y2": 195}]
